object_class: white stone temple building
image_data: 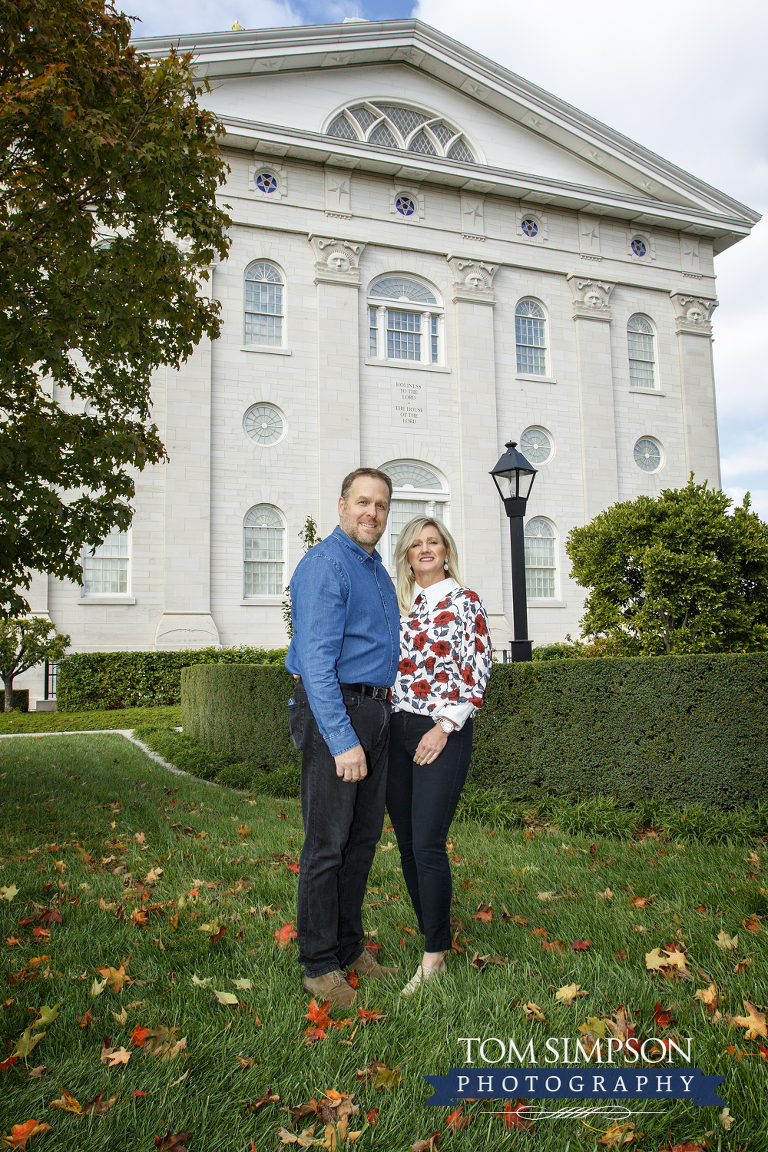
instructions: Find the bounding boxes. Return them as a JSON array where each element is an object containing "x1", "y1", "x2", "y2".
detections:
[{"x1": 20, "y1": 17, "x2": 760, "y2": 701}]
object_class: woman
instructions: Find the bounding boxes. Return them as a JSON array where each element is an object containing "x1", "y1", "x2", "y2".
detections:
[{"x1": 387, "y1": 516, "x2": 492, "y2": 996}]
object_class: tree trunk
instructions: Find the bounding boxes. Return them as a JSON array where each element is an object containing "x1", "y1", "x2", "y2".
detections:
[{"x1": 3, "y1": 676, "x2": 13, "y2": 712}]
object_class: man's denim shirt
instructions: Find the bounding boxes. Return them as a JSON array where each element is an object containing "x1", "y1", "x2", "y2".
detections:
[{"x1": 285, "y1": 525, "x2": 400, "y2": 756}]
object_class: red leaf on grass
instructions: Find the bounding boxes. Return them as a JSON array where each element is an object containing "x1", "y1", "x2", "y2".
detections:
[
  {"x1": 208, "y1": 926, "x2": 226, "y2": 943},
  {"x1": 0, "y1": 1056, "x2": 18, "y2": 1073},
  {"x1": 286, "y1": 863, "x2": 300, "y2": 874},
  {"x1": 363, "y1": 940, "x2": 380, "y2": 955},
  {"x1": 498, "y1": 1099, "x2": 533, "y2": 1130},
  {"x1": 345, "y1": 972, "x2": 359, "y2": 989},
  {"x1": 652, "y1": 1001, "x2": 675, "y2": 1029},
  {"x1": 446, "y1": 1105, "x2": 472, "y2": 1131},
  {"x1": 472, "y1": 903, "x2": 493, "y2": 923},
  {"x1": 274, "y1": 923, "x2": 297, "y2": 948},
  {"x1": 358, "y1": 1006, "x2": 386, "y2": 1025},
  {"x1": 130, "y1": 1026, "x2": 150, "y2": 1047},
  {"x1": 571, "y1": 939, "x2": 592, "y2": 950},
  {"x1": 366, "y1": 1108, "x2": 378, "y2": 1123},
  {"x1": 154, "y1": 1132, "x2": 192, "y2": 1152}
]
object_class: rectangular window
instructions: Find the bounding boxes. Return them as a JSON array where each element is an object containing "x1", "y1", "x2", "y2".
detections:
[
  {"x1": 369, "y1": 307, "x2": 378, "y2": 357},
  {"x1": 628, "y1": 331, "x2": 655, "y2": 388},
  {"x1": 524, "y1": 536, "x2": 556, "y2": 598},
  {"x1": 387, "y1": 310, "x2": 421, "y2": 360},
  {"x1": 431, "y1": 315, "x2": 438, "y2": 363},
  {"x1": 515, "y1": 316, "x2": 546, "y2": 374},
  {"x1": 83, "y1": 529, "x2": 129, "y2": 594},
  {"x1": 245, "y1": 282, "x2": 283, "y2": 346},
  {"x1": 244, "y1": 526, "x2": 283, "y2": 595}
]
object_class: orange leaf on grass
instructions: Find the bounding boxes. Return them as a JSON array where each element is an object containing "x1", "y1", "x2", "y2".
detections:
[
  {"x1": 498, "y1": 1100, "x2": 532, "y2": 1130},
  {"x1": 446, "y1": 1106, "x2": 472, "y2": 1131},
  {"x1": 208, "y1": 926, "x2": 226, "y2": 943},
  {"x1": 652, "y1": 1001, "x2": 675, "y2": 1029},
  {"x1": 366, "y1": 1109, "x2": 378, "y2": 1123},
  {"x1": 130, "y1": 1025, "x2": 150, "y2": 1047},
  {"x1": 154, "y1": 1132, "x2": 192, "y2": 1152},
  {"x1": 0, "y1": 1057, "x2": 18, "y2": 1073},
  {"x1": 1, "y1": 1120, "x2": 53, "y2": 1148},
  {"x1": 358, "y1": 1007, "x2": 386, "y2": 1025},
  {"x1": 571, "y1": 940, "x2": 592, "y2": 950},
  {"x1": 274, "y1": 923, "x2": 297, "y2": 948},
  {"x1": 286, "y1": 863, "x2": 300, "y2": 874},
  {"x1": 472, "y1": 903, "x2": 493, "y2": 923}
]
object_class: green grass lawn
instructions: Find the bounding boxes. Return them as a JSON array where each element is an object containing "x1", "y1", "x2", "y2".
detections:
[
  {"x1": 0, "y1": 706, "x2": 182, "y2": 734},
  {"x1": 0, "y1": 734, "x2": 766, "y2": 1152}
]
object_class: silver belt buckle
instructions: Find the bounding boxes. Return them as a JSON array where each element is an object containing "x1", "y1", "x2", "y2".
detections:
[{"x1": 371, "y1": 686, "x2": 388, "y2": 701}]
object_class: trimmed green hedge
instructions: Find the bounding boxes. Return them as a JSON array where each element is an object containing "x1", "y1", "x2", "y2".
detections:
[
  {"x1": 57, "y1": 646, "x2": 288, "y2": 711},
  {"x1": 179, "y1": 653, "x2": 768, "y2": 811},
  {"x1": 470, "y1": 652, "x2": 768, "y2": 810},
  {"x1": 181, "y1": 663, "x2": 299, "y2": 773}
]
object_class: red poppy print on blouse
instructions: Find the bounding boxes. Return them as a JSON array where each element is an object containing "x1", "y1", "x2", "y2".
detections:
[{"x1": 391, "y1": 587, "x2": 493, "y2": 721}]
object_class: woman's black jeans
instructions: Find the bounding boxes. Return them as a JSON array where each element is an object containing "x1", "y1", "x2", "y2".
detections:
[{"x1": 386, "y1": 711, "x2": 473, "y2": 953}]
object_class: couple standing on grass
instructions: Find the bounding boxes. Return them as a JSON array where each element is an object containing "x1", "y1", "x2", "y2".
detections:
[{"x1": 285, "y1": 468, "x2": 492, "y2": 1005}]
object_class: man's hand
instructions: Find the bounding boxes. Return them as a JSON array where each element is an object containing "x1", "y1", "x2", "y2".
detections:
[
  {"x1": 413, "y1": 725, "x2": 449, "y2": 766},
  {"x1": 335, "y1": 744, "x2": 368, "y2": 782}
]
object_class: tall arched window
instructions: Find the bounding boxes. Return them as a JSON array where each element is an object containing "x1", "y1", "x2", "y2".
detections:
[
  {"x1": 379, "y1": 461, "x2": 449, "y2": 567},
  {"x1": 243, "y1": 505, "x2": 285, "y2": 597},
  {"x1": 627, "y1": 315, "x2": 656, "y2": 389},
  {"x1": 244, "y1": 261, "x2": 284, "y2": 346},
  {"x1": 515, "y1": 299, "x2": 547, "y2": 375},
  {"x1": 524, "y1": 519, "x2": 557, "y2": 599},
  {"x1": 368, "y1": 277, "x2": 442, "y2": 365}
]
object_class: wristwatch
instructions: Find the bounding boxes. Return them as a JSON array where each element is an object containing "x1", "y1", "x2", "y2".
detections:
[{"x1": 437, "y1": 717, "x2": 456, "y2": 735}]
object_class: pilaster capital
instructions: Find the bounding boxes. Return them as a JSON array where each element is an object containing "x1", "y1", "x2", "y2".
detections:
[
  {"x1": 308, "y1": 234, "x2": 365, "y2": 286},
  {"x1": 670, "y1": 292, "x2": 718, "y2": 336},
  {"x1": 567, "y1": 273, "x2": 616, "y2": 321},
  {"x1": 446, "y1": 255, "x2": 498, "y2": 304}
]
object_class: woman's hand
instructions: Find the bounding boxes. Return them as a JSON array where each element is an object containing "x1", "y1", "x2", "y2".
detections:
[{"x1": 413, "y1": 724, "x2": 449, "y2": 766}]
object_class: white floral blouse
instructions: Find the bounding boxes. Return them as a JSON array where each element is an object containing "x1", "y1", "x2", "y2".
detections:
[{"x1": 391, "y1": 578, "x2": 493, "y2": 731}]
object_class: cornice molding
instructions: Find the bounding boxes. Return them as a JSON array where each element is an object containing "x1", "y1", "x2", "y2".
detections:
[{"x1": 133, "y1": 18, "x2": 759, "y2": 244}]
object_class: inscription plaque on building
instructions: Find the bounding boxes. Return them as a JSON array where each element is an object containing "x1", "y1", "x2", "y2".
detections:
[{"x1": 391, "y1": 379, "x2": 428, "y2": 428}]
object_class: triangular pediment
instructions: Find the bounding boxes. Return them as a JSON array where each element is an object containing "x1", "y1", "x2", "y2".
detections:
[{"x1": 134, "y1": 19, "x2": 759, "y2": 251}]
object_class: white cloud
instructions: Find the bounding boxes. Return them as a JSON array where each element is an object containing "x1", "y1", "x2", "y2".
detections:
[
  {"x1": 128, "y1": 0, "x2": 300, "y2": 38},
  {"x1": 725, "y1": 487, "x2": 768, "y2": 521}
]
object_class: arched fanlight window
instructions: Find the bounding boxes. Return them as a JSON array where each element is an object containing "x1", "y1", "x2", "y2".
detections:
[
  {"x1": 244, "y1": 261, "x2": 284, "y2": 347},
  {"x1": 327, "y1": 101, "x2": 477, "y2": 163},
  {"x1": 515, "y1": 299, "x2": 547, "y2": 376},
  {"x1": 368, "y1": 277, "x2": 442, "y2": 365},
  {"x1": 524, "y1": 519, "x2": 557, "y2": 599},
  {"x1": 627, "y1": 315, "x2": 656, "y2": 389},
  {"x1": 379, "y1": 462, "x2": 449, "y2": 568},
  {"x1": 243, "y1": 505, "x2": 285, "y2": 597}
]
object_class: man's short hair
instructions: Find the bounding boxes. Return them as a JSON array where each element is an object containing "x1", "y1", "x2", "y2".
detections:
[{"x1": 340, "y1": 468, "x2": 393, "y2": 501}]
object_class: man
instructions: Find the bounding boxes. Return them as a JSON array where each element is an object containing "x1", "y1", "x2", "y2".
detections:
[{"x1": 286, "y1": 468, "x2": 401, "y2": 1007}]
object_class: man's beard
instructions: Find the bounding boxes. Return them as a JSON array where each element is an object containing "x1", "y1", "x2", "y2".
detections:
[{"x1": 341, "y1": 515, "x2": 385, "y2": 549}]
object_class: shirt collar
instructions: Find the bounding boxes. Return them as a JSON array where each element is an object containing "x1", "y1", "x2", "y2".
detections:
[
  {"x1": 412, "y1": 577, "x2": 459, "y2": 612},
  {"x1": 333, "y1": 524, "x2": 381, "y2": 564}
]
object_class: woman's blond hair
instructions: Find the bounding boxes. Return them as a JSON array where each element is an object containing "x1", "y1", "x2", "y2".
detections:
[{"x1": 394, "y1": 516, "x2": 462, "y2": 614}]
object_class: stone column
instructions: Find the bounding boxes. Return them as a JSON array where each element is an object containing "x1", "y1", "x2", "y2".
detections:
[
  {"x1": 567, "y1": 274, "x2": 619, "y2": 520},
  {"x1": 446, "y1": 256, "x2": 510, "y2": 640},
  {"x1": 670, "y1": 293, "x2": 720, "y2": 485},
  {"x1": 309, "y1": 235, "x2": 365, "y2": 533},
  {"x1": 154, "y1": 266, "x2": 220, "y2": 650}
]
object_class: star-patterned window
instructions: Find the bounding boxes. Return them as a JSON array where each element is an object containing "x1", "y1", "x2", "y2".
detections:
[{"x1": 327, "y1": 102, "x2": 476, "y2": 163}]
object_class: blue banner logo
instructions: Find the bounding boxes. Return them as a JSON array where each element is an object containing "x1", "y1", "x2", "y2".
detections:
[{"x1": 423, "y1": 1068, "x2": 725, "y2": 1108}]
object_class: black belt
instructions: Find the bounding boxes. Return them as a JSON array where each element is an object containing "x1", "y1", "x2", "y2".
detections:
[{"x1": 339, "y1": 682, "x2": 389, "y2": 701}]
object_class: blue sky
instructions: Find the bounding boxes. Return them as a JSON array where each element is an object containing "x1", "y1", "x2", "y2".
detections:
[{"x1": 128, "y1": 0, "x2": 768, "y2": 518}]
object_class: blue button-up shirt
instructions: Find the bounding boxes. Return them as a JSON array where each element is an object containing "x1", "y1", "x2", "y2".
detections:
[{"x1": 285, "y1": 525, "x2": 400, "y2": 756}]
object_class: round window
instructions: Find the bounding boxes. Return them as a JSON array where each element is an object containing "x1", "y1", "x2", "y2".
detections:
[
  {"x1": 520, "y1": 427, "x2": 553, "y2": 465},
  {"x1": 395, "y1": 194, "x2": 416, "y2": 217},
  {"x1": 634, "y1": 437, "x2": 662, "y2": 472},
  {"x1": 631, "y1": 237, "x2": 647, "y2": 257},
  {"x1": 521, "y1": 217, "x2": 539, "y2": 238},
  {"x1": 256, "y1": 172, "x2": 278, "y2": 194},
  {"x1": 243, "y1": 403, "x2": 285, "y2": 446}
]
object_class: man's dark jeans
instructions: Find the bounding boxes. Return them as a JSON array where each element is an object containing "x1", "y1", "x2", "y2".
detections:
[{"x1": 289, "y1": 679, "x2": 391, "y2": 978}]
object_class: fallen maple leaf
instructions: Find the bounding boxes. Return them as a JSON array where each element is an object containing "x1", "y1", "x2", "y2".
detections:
[
  {"x1": 243, "y1": 1088, "x2": 279, "y2": 1113},
  {"x1": 0, "y1": 884, "x2": 19, "y2": 902},
  {"x1": 522, "y1": 1002, "x2": 546, "y2": 1023},
  {"x1": 213, "y1": 989, "x2": 238, "y2": 1006},
  {"x1": 0, "y1": 1121, "x2": 52, "y2": 1148},
  {"x1": 154, "y1": 1132, "x2": 192, "y2": 1152},
  {"x1": 275, "y1": 923, "x2": 298, "y2": 947},
  {"x1": 49, "y1": 1088, "x2": 83, "y2": 1115},
  {"x1": 652, "y1": 1001, "x2": 676, "y2": 1029},
  {"x1": 83, "y1": 1092, "x2": 118, "y2": 1116},
  {"x1": 571, "y1": 939, "x2": 592, "y2": 950},
  {"x1": 446, "y1": 1105, "x2": 472, "y2": 1131},
  {"x1": 231, "y1": 978, "x2": 252, "y2": 991},
  {"x1": 498, "y1": 1100, "x2": 532, "y2": 1130},
  {"x1": 77, "y1": 1009, "x2": 98, "y2": 1030},
  {"x1": 693, "y1": 985, "x2": 719, "y2": 1014},
  {"x1": 472, "y1": 903, "x2": 493, "y2": 922},
  {"x1": 596, "y1": 888, "x2": 613, "y2": 900},
  {"x1": 356, "y1": 1062, "x2": 402, "y2": 1091},
  {"x1": 599, "y1": 1120, "x2": 636, "y2": 1147},
  {"x1": 95, "y1": 957, "x2": 130, "y2": 992},
  {"x1": 411, "y1": 1132, "x2": 441, "y2": 1152},
  {"x1": 715, "y1": 929, "x2": 738, "y2": 951},
  {"x1": 556, "y1": 983, "x2": 588, "y2": 1005},
  {"x1": 26, "y1": 1067, "x2": 47, "y2": 1080},
  {"x1": 100, "y1": 1040, "x2": 131, "y2": 1066},
  {"x1": 358, "y1": 1006, "x2": 386, "y2": 1025},
  {"x1": 731, "y1": 1000, "x2": 767, "y2": 1041},
  {"x1": 719, "y1": 1106, "x2": 735, "y2": 1132},
  {"x1": 629, "y1": 895, "x2": 653, "y2": 909}
]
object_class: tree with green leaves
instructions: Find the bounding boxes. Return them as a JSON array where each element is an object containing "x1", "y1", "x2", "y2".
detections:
[
  {"x1": 0, "y1": 618, "x2": 70, "y2": 711},
  {"x1": 566, "y1": 478, "x2": 768, "y2": 654},
  {"x1": 0, "y1": 0, "x2": 230, "y2": 616}
]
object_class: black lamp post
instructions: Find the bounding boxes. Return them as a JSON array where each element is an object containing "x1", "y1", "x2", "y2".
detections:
[{"x1": 490, "y1": 440, "x2": 537, "y2": 662}]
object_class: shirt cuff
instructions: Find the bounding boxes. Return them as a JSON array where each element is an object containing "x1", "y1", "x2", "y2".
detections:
[
  {"x1": 324, "y1": 726, "x2": 361, "y2": 758},
  {"x1": 436, "y1": 701, "x2": 476, "y2": 731}
]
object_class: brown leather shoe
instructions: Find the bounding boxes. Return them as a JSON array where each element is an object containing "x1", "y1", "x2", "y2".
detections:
[
  {"x1": 302, "y1": 969, "x2": 358, "y2": 1009},
  {"x1": 346, "y1": 947, "x2": 398, "y2": 980}
]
